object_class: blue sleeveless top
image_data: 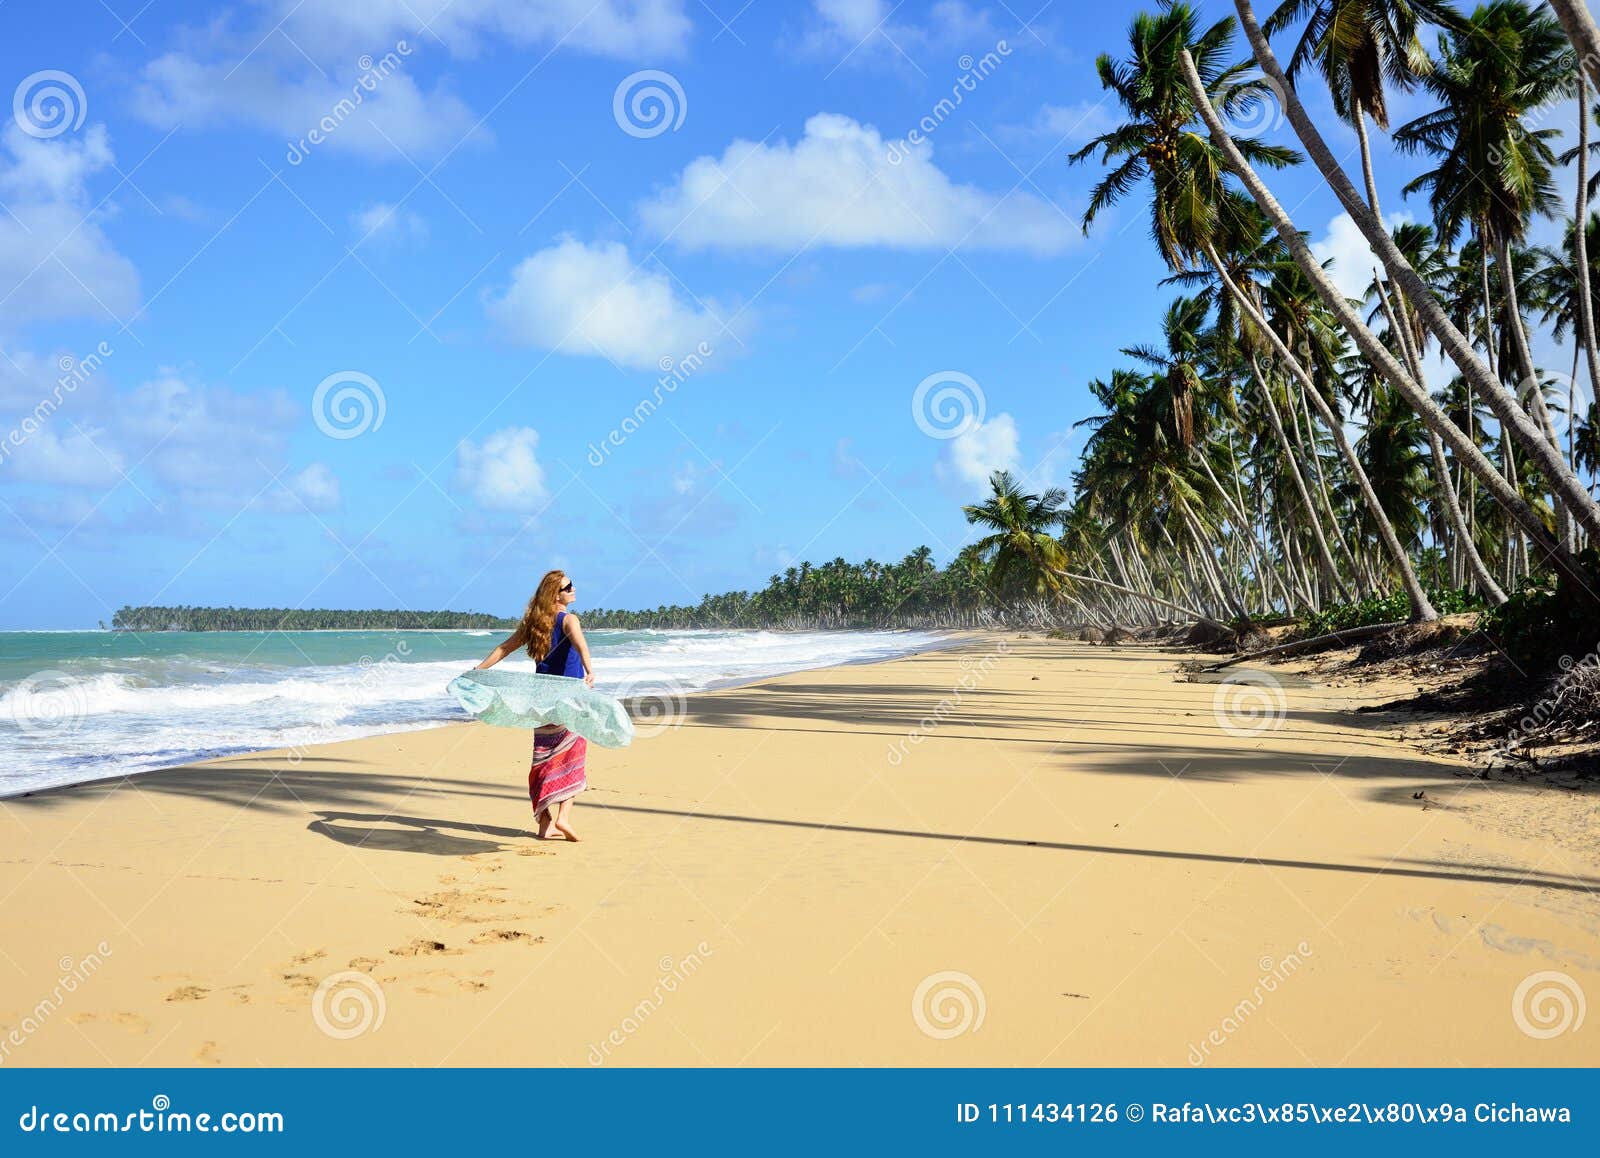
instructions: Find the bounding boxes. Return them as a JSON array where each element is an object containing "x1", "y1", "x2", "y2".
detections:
[{"x1": 536, "y1": 611, "x2": 585, "y2": 679}]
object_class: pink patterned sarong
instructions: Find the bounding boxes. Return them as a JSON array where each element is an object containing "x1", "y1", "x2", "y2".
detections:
[{"x1": 529, "y1": 727, "x2": 587, "y2": 816}]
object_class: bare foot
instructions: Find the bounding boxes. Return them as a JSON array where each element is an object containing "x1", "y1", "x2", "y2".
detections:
[
  {"x1": 552, "y1": 819, "x2": 581, "y2": 842},
  {"x1": 535, "y1": 811, "x2": 553, "y2": 840}
]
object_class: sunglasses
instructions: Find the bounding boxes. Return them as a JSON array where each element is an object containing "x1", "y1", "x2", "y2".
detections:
[{"x1": 560, "y1": 581, "x2": 574, "y2": 592}]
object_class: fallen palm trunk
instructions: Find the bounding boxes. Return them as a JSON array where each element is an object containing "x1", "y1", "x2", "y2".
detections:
[{"x1": 1201, "y1": 622, "x2": 1406, "y2": 671}]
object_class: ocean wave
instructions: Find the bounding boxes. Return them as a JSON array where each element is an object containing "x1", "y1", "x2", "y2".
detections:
[{"x1": 0, "y1": 629, "x2": 948, "y2": 796}]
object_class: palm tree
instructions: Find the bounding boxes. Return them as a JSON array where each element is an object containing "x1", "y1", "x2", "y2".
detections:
[
  {"x1": 1191, "y1": 2, "x2": 1600, "y2": 562},
  {"x1": 962, "y1": 471, "x2": 1071, "y2": 597},
  {"x1": 966, "y1": 470, "x2": 1226, "y2": 627},
  {"x1": 1395, "y1": 0, "x2": 1572, "y2": 475},
  {"x1": 1264, "y1": 0, "x2": 1460, "y2": 211},
  {"x1": 1070, "y1": 1, "x2": 1300, "y2": 271}
]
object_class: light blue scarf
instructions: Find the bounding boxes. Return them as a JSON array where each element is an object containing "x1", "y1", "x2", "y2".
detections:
[{"x1": 447, "y1": 669, "x2": 635, "y2": 748}]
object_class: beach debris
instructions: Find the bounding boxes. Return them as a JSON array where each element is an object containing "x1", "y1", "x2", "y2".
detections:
[
  {"x1": 1080, "y1": 626, "x2": 1105, "y2": 644},
  {"x1": 1412, "y1": 790, "x2": 1426, "y2": 800}
]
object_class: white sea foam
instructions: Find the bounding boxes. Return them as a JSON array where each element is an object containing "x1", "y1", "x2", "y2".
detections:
[{"x1": 0, "y1": 629, "x2": 948, "y2": 795}]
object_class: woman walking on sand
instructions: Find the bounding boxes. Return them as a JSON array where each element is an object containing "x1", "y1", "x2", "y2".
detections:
[{"x1": 476, "y1": 569, "x2": 595, "y2": 841}]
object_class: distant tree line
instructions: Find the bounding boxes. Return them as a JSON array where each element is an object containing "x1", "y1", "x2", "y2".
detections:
[
  {"x1": 114, "y1": 544, "x2": 1102, "y2": 636},
  {"x1": 110, "y1": 605, "x2": 517, "y2": 632},
  {"x1": 584, "y1": 546, "x2": 1065, "y2": 630}
]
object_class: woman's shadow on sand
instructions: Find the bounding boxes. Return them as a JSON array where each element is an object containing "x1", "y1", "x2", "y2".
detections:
[{"x1": 308, "y1": 811, "x2": 528, "y2": 856}]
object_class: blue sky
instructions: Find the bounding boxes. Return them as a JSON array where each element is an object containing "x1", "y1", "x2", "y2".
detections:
[{"x1": 0, "y1": 0, "x2": 1581, "y2": 628}]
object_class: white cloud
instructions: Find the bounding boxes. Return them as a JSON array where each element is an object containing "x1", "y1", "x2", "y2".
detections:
[
  {"x1": 118, "y1": 374, "x2": 301, "y2": 496},
  {"x1": 1000, "y1": 101, "x2": 1119, "y2": 149},
  {"x1": 638, "y1": 113, "x2": 1077, "y2": 255},
  {"x1": 133, "y1": 54, "x2": 483, "y2": 162},
  {"x1": 487, "y1": 236, "x2": 726, "y2": 369},
  {"x1": 1311, "y1": 210, "x2": 1412, "y2": 304},
  {"x1": 1, "y1": 360, "x2": 343, "y2": 517},
  {"x1": 805, "y1": 1, "x2": 1002, "y2": 64},
  {"x1": 944, "y1": 412, "x2": 1020, "y2": 487},
  {"x1": 456, "y1": 426, "x2": 548, "y2": 510},
  {"x1": 1, "y1": 426, "x2": 125, "y2": 488},
  {"x1": 0, "y1": 125, "x2": 140, "y2": 327},
  {"x1": 262, "y1": 0, "x2": 692, "y2": 62},
  {"x1": 284, "y1": 462, "x2": 341, "y2": 511},
  {"x1": 132, "y1": 1, "x2": 692, "y2": 159},
  {"x1": 353, "y1": 202, "x2": 427, "y2": 243}
]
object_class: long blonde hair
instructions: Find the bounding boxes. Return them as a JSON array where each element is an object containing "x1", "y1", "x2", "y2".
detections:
[{"x1": 514, "y1": 570, "x2": 568, "y2": 659}]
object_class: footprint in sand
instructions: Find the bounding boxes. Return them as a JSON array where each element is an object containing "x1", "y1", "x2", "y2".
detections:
[
  {"x1": 289, "y1": 949, "x2": 326, "y2": 965},
  {"x1": 516, "y1": 848, "x2": 553, "y2": 857},
  {"x1": 278, "y1": 973, "x2": 318, "y2": 993},
  {"x1": 67, "y1": 1011, "x2": 149, "y2": 1034},
  {"x1": 194, "y1": 1041, "x2": 221, "y2": 1066},
  {"x1": 406, "y1": 969, "x2": 493, "y2": 996},
  {"x1": 348, "y1": 957, "x2": 382, "y2": 972},
  {"x1": 165, "y1": 985, "x2": 209, "y2": 1002},
  {"x1": 469, "y1": 930, "x2": 545, "y2": 945},
  {"x1": 409, "y1": 888, "x2": 511, "y2": 923},
  {"x1": 389, "y1": 939, "x2": 460, "y2": 957}
]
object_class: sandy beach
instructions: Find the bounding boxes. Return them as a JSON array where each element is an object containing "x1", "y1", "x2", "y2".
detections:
[{"x1": 2, "y1": 636, "x2": 1596, "y2": 1067}]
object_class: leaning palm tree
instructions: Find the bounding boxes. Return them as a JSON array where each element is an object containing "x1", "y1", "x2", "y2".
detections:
[
  {"x1": 1193, "y1": 1, "x2": 1600, "y2": 563},
  {"x1": 1072, "y1": 3, "x2": 1462, "y2": 616},
  {"x1": 1069, "y1": 1, "x2": 1300, "y2": 271},
  {"x1": 1264, "y1": 0, "x2": 1461, "y2": 212},
  {"x1": 965, "y1": 470, "x2": 1226, "y2": 628},
  {"x1": 1394, "y1": 0, "x2": 1572, "y2": 493},
  {"x1": 961, "y1": 471, "x2": 1071, "y2": 599}
]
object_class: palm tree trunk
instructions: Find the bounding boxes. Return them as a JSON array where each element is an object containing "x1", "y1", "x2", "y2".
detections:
[
  {"x1": 1372, "y1": 274, "x2": 1506, "y2": 603},
  {"x1": 1182, "y1": 43, "x2": 1590, "y2": 592},
  {"x1": 1495, "y1": 228, "x2": 1575, "y2": 550},
  {"x1": 1195, "y1": 446, "x2": 1278, "y2": 608},
  {"x1": 1207, "y1": 246, "x2": 1433, "y2": 617},
  {"x1": 1050, "y1": 567, "x2": 1229, "y2": 632},
  {"x1": 1549, "y1": 0, "x2": 1600, "y2": 93},
  {"x1": 1494, "y1": 231, "x2": 1567, "y2": 453},
  {"x1": 1245, "y1": 357, "x2": 1351, "y2": 601},
  {"x1": 1575, "y1": 73, "x2": 1600, "y2": 448},
  {"x1": 1228, "y1": 0, "x2": 1600, "y2": 544}
]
